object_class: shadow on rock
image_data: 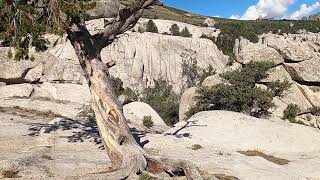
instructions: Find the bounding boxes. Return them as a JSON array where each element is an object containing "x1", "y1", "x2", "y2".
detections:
[
  {"x1": 27, "y1": 116, "x2": 104, "y2": 149},
  {"x1": 27, "y1": 116, "x2": 151, "y2": 149},
  {"x1": 164, "y1": 120, "x2": 207, "y2": 138}
]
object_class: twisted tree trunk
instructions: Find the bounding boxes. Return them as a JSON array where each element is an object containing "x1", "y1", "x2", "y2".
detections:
[{"x1": 65, "y1": 1, "x2": 203, "y2": 179}]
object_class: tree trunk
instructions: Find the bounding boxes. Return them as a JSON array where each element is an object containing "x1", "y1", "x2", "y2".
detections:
[
  {"x1": 66, "y1": 23, "x2": 203, "y2": 179},
  {"x1": 67, "y1": 25, "x2": 147, "y2": 178}
]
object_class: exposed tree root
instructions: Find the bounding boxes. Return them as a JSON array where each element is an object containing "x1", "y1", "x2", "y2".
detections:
[{"x1": 87, "y1": 152, "x2": 203, "y2": 180}]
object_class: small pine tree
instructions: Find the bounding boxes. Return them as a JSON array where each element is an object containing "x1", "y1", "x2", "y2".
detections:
[
  {"x1": 180, "y1": 27, "x2": 192, "y2": 37},
  {"x1": 169, "y1": 24, "x2": 180, "y2": 36},
  {"x1": 146, "y1": 20, "x2": 158, "y2": 33}
]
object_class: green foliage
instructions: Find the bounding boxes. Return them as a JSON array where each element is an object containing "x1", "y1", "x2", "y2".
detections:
[
  {"x1": 110, "y1": 76, "x2": 138, "y2": 101},
  {"x1": 146, "y1": 20, "x2": 158, "y2": 33},
  {"x1": 284, "y1": 104, "x2": 301, "y2": 123},
  {"x1": 14, "y1": 48, "x2": 28, "y2": 61},
  {"x1": 191, "y1": 144, "x2": 203, "y2": 150},
  {"x1": 180, "y1": 27, "x2": 192, "y2": 37},
  {"x1": 267, "y1": 80, "x2": 292, "y2": 97},
  {"x1": 139, "y1": 174, "x2": 154, "y2": 180},
  {"x1": 182, "y1": 58, "x2": 216, "y2": 88},
  {"x1": 142, "y1": 116, "x2": 154, "y2": 128},
  {"x1": 140, "y1": 79, "x2": 180, "y2": 126},
  {"x1": 187, "y1": 84, "x2": 274, "y2": 118},
  {"x1": 310, "y1": 106, "x2": 320, "y2": 116},
  {"x1": 0, "y1": 0, "x2": 95, "y2": 60},
  {"x1": 169, "y1": 24, "x2": 180, "y2": 36},
  {"x1": 221, "y1": 61, "x2": 275, "y2": 87},
  {"x1": 187, "y1": 61, "x2": 279, "y2": 118},
  {"x1": 110, "y1": 76, "x2": 125, "y2": 97},
  {"x1": 200, "y1": 34, "x2": 216, "y2": 42}
]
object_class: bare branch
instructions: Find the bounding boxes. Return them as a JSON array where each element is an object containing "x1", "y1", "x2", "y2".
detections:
[{"x1": 93, "y1": 0, "x2": 163, "y2": 49}]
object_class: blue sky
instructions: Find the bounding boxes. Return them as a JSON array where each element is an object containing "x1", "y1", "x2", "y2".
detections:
[{"x1": 162, "y1": 0, "x2": 320, "y2": 20}]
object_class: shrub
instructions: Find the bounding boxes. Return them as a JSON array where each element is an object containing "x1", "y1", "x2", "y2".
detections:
[
  {"x1": 169, "y1": 24, "x2": 180, "y2": 36},
  {"x1": 146, "y1": 20, "x2": 158, "y2": 33},
  {"x1": 139, "y1": 174, "x2": 153, "y2": 180},
  {"x1": 182, "y1": 58, "x2": 216, "y2": 88},
  {"x1": 310, "y1": 106, "x2": 320, "y2": 116},
  {"x1": 14, "y1": 48, "x2": 28, "y2": 61},
  {"x1": 187, "y1": 84, "x2": 274, "y2": 118},
  {"x1": 110, "y1": 76, "x2": 138, "y2": 101},
  {"x1": 267, "y1": 80, "x2": 292, "y2": 97},
  {"x1": 221, "y1": 61, "x2": 275, "y2": 87},
  {"x1": 143, "y1": 116, "x2": 154, "y2": 128},
  {"x1": 200, "y1": 34, "x2": 216, "y2": 42},
  {"x1": 191, "y1": 144, "x2": 203, "y2": 150},
  {"x1": 284, "y1": 104, "x2": 301, "y2": 122},
  {"x1": 187, "y1": 61, "x2": 277, "y2": 118},
  {"x1": 110, "y1": 76, "x2": 125, "y2": 97},
  {"x1": 140, "y1": 79, "x2": 180, "y2": 126},
  {"x1": 180, "y1": 27, "x2": 192, "y2": 37},
  {"x1": 1, "y1": 166, "x2": 19, "y2": 178}
]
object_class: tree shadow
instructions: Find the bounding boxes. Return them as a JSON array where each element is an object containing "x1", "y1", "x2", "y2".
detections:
[
  {"x1": 27, "y1": 116, "x2": 151, "y2": 149},
  {"x1": 164, "y1": 120, "x2": 207, "y2": 138},
  {"x1": 27, "y1": 116, "x2": 104, "y2": 149}
]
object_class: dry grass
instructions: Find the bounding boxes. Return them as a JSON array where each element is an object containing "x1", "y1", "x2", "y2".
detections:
[
  {"x1": 1, "y1": 166, "x2": 19, "y2": 178},
  {"x1": 0, "y1": 106, "x2": 61, "y2": 119},
  {"x1": 238, "y1": 150, "x2": 290, "y2": 165},
  {"x1": 214, "y1": 174, "x2": 239, "y2": 180},
  {"x1": 41, "y1": 154, "x2": 53, "y2": 160},
  {"x1": 191, "y1": 144, "x2": 203, "y2": 150}
]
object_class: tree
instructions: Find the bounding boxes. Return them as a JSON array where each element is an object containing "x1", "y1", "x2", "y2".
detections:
[
  {"x1": 180, "y1": 27, "x2": 192, "y2": 37},
  {"x1": 169, "y1": 23, "x2": 180, "y2": 36},
  {"x1": 146, "y1": 19, "x2": 158, "y2": 33},
  {"x1": 0, "y1": 0, "x2": 201, "y2": 179}
]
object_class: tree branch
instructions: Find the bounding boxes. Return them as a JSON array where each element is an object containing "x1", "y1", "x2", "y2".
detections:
[{"x1": 93, "y1": 0, "x2": 163, "y2": 50}]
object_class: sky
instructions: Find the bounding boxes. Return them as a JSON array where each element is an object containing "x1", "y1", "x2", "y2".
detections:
[{"x1": 162, "y1": 0, "x2": 320, "y2": 20}]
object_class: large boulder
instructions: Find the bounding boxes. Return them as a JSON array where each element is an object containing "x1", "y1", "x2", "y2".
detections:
[
  {"x1": 0, "y1": 60, "x2": 38, "y2": 83},
  {"x1": 40, "y1": 58, "x2": 86, "y2": 84},
  {"x1": 269, "y1": 83, "x2": 313, "y2": 118},
  {"x1": 297, "y1": 84, "x2": 320, "y2": 107},
  {"x1": 0, "y1": 84, "x2": 34, "y2": 99},
  {"x1": 32, "y1": 83, "x2": 91, "y2": 105},
  {"x1": 46, "y1": 21, "x2": 228, "y2": 92},
  {"x1": 123, "y1": 102, "x2": 169, "y2": 132},
  {"x1": 179, "y1": 87, "x2": 198, "y2": 121},
  {"x1": 235, "y1": 38, "x2": 284, "y2": 65},
  {"x1": 284, "y1": 58, "x2": 320, "y2": 84},
  {"x1": 86, "y1": 0, "x2": 119, "y2": 19},
  {"x1": 24, "y1": 63, "x2": 44, "y2": 82},
  {"x1": 203, "y1": 18, "x2": 215, "y2": 27},
  {"x1": 143, "y1": 111, "x2": 320, "y2": 179},
  {"x1": 261, "y1": 65, "x2": 292, "y2": 83},
  {"x1": 201, "y1": 74, "x2": 224, "y2": 87},
  {"x1": 265, "y1": 34, "x2": 316, "y2": 62}
]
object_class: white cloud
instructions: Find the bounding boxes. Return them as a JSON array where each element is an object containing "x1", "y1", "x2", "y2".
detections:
[
  {"x1": 231, "y1": 0, "x2": 295, "y2": 20},
  {"x1": 288, "y1": 2, "x2": 320, "y2": 19},
  {"x1": 229, "y1": 15, "x2": 241, "y2": 19}
]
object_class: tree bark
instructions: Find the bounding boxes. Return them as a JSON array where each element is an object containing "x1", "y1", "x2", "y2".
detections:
[
  {"x1": 64, "y1": 1, "x2": 203, "y2": 179},
  {"x1": 66, "y1": 23, "x2": 148, "y2": 178}
]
